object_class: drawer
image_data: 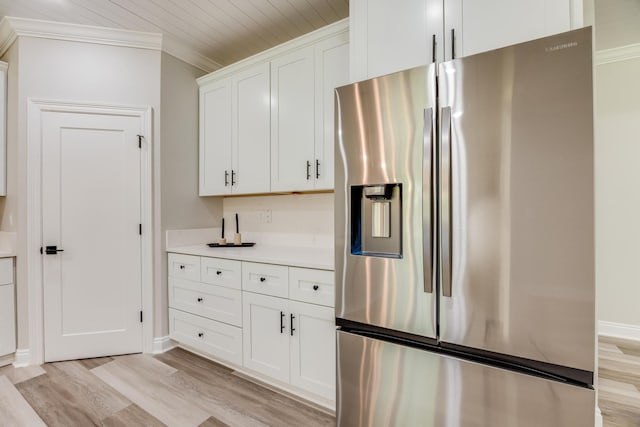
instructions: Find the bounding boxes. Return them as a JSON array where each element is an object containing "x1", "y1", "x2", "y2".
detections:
[
  {"x1": 168, "y1": 253, "x2": 201, "y2": 282},
  {"x1": 242, "y1": 262, "x2": 289, "y2": 298},
  {"x1": 169, "y1": 308, "x2": 242, "y2": 366},
  {"x1": 289, "y1": 267, "x2": 335, "y2": 307},
  {"x1": 0, "y1": 258, "x2": 13, "y2": 285},
  {"x1": 201, "y1": 258, "x2": 241, "y2": 290},
  {"x1": 169, "y1": 278, "x2": 242, "y2": 327}
]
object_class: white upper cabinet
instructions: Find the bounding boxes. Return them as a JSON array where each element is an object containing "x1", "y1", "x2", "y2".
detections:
[
  {"x1": 232, "y1": 63, "x2": 270, "y2": 195},
  {"x1": 350, "y1": 0, "x2": 583, "y2": 81},
  {"x1": 199, "y1": 77, "x2": 232, "y2": 196},
  {"x1": 198, "y1": 20, "x2": 348, "y2": 196},
  {"x1": 271, "y1": 33, "x2": 349, "y2": 192},
  {"x1": 445, "y1": 0, "x2": 577, "y2": 60},
  {"x1": 270, "y1": 46, "x2": 316, "y2": 192},
  {"x1": 199, "y1": 63, "x2": 270, "y2": 196},
  {"x1": 314, "y1": 34, "x2": 349, "y2": 190}
]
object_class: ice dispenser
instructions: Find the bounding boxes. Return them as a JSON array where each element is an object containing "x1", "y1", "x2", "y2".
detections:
[{"x1": 351, "y1": 184, "x2": 402, "y2": 258}]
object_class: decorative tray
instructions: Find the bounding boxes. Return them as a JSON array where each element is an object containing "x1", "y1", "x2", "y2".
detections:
[{"x1": 207, "y1": 242, "x2": 256, "y2": 248}]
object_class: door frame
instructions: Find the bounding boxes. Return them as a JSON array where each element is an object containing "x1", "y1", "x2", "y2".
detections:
[{"x1": 27, "y1": 99, "x2": 153, "y2": 364}]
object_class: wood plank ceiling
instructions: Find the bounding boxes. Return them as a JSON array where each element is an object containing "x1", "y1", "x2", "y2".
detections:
[{"x1": 0, "y1": 0, "x2": 349, "y2": 70}]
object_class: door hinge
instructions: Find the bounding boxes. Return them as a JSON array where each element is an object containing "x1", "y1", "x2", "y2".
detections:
[
  {"x1": 137, "y1": 135, "x2": 143, "y2": 149},
  {"x1": 140, "y1": 311, "x2": 143, "y2": 323},
  {"x1": 139, "y1": 224, "x2": 142, "y2": 235}
]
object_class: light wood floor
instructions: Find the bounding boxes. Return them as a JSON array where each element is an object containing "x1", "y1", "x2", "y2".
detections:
[
  {"x1": 0, "y1": 348, "x2": 334, "y2": 427},
  {"x1": 0, "y1": 339, "x2": 638, "y2": 426},
  {"x1": 599, "y1": 336, "x2": 640, "y2": 427}
]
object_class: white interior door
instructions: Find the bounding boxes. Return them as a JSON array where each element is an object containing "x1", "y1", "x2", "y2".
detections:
[{"x1": 42, "y1": 110, "x2": 143, "y2": 362}]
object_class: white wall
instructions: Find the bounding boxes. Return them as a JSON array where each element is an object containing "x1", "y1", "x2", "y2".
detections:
[
  {"x1": 3, "y1": 36, "x2": 161, "y2": 350},
  {"x1": 222, "y1": 193, "x2": 334, "y2": 237},
  {"x1": 595, "y1": 0, "x2": 640, "y2": 336},
  {"x1": 159, "y1": 52, "x2": 222, "y2": 336}
]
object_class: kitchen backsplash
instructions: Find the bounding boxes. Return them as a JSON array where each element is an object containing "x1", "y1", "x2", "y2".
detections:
[{"x1": 222, "y1": 193, "x2": 334, "y2": 236}]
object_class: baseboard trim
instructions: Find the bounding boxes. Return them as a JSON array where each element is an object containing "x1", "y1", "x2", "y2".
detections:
[
  {"x1": 151, "y1": 336, "x2": 176, "y2": 354},
  {"x1": 13, "y1": 349, "x2": 30, "y2": 367},
  {"x1": 595, "y1": 406, "x2": 603, "y2": 427},
  {"x1": 599, "y1": 321, "x2": 640, "y2": 342},
  {"x1": 0, "y1": 353, "x2": 14, "y2": 367}
]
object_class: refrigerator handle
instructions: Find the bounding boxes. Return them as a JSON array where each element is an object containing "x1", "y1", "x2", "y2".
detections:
[
  {"x1": 423, "y1": 108, "x2": 434, "y2": 294},
  {"x1": 441, "y1": 106, "x2": 453, "y2": 298}
]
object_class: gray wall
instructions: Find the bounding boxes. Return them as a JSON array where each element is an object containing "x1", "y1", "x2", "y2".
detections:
[{"x1": 159, "y1": 52, "x2": 222, "y2": 336}]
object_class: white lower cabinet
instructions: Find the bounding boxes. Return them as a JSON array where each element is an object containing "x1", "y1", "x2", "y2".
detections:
[
  {"x1": 242, "y1": 291, "x2": 290, "y2": 383},
  {"x1": 168, "y1": 252, "x2": 335, "y2": 406},
  {"x1": 289, "y1": 301, "x2": 335, "y2": 400},
  {"x1": 169, "y1": 308, "x2": 242, "y2": 366},
  {"x1": 0, "y1": 258, "x2": 15, "y2": 357},
  {"x1": 242, "y1": 293, "x2": 336, "y2": 401}
]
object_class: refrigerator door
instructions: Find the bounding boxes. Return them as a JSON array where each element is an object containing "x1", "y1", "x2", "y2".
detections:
[
  {"x1": 438, "y1": 28, "x2": 595, "y2": 374},
  {"x1": 335, "y1": 64, "x2": 437, "y2": 339},
  {"x1": 337, "y1": 330, "x2": 595, "y2": 427}
]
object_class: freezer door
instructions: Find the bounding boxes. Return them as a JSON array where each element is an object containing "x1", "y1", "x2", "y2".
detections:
[
  {"x1": 337, "y1": 330, "x2": 595, "y2": 427},
  {"x1": 438, "y1": 27, "x2": 595, "y2": 373},
  {"x1": 335, "y1": 64, "x2": 438, "y2": 339}
]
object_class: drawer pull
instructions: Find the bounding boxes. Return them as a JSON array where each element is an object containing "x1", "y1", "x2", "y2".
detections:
[
  {"x1": 259, "y1": 277, "x2": 266, "y2": 283},
  {"x1": 198, "y1": 332, "x2": 204, "y2": 338},
  {"x1": 179, "y1": 265, "x2": 185, "y2": 270},
  {"x1": 216, "y1": 271, "x2": 222, "y2": 275},
  {"x1": 197, "y1": 297, "x2": 203, "y2": 303},
  {"x1": 313, "y1": 284, "x2": 319, "y2": 291}
]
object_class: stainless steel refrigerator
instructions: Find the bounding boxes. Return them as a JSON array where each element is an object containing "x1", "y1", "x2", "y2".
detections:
[{"x1": 334, "y1": 27, "x2": 595, "y2": 426}]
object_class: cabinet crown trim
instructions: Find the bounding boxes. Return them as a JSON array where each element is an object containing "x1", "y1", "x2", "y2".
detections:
[
  {"x1": 596, "y1": 43, "x2": 640, "y2": 65},
  {"x1": 197, "y1": 18, "x2": 348, "y2": 86}
]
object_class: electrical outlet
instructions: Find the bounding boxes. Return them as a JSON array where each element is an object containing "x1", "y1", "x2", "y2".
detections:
[{"x1": 259, "y1": 209, "x2": 273, "y2": 224}]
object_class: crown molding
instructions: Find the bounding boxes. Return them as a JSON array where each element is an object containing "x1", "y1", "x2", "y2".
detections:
[
  {"x1": 596, "y1": 43, "x2": 640, "y2": 65},
  {"x1": 162, "y1": 35, "x2": 221, "y2": 73},
  {"x1": 0, "y1": 16, "x2": 162, "y2": 57}
]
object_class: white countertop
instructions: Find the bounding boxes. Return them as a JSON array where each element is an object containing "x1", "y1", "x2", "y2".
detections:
[{"x1": 167, "y1": 243, "x2": 334, "y2": 270}]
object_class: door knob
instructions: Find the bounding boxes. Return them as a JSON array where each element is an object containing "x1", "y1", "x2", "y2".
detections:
[
  {"x1": 260, "y1": 277, "x2": 266, "y2": 282},
  {"x1": 42, "y1": 246, "x2": 64, "y2": 255},
  {"x1": 313, "y1": 285, "x2": 319, "y2": 291}
]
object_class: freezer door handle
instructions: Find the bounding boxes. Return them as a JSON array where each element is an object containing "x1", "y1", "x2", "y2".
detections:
[
  {"x1": 441, "y1": 106, "x2": 453, "y2": 298},
  {"x1": 423, "y1": 108, "x2": 435, "y2": 294}
]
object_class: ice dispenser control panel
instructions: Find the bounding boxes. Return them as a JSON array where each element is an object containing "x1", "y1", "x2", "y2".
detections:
[{"x1": 351, "y1": 184, "x2": 402, "y2": 258}]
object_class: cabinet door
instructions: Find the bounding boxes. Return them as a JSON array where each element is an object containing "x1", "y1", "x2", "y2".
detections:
[
  {"x1": 289, "y1": 301, "x2": 335, "y2": 401},
  {"x1": 445, "y1": 0, "x2": 573, "y2": 60},
  {"x1": 233, "y1": 63, "x2": 270, "y2": 195},
  {"x1": 242, "y1": 292, "x2": 290, "y2": 383},
  {"x1": 199, "y1": 78, "x2": 232, "y2": 196},
  {"x1": 0, "y1": 283, "x2": 15, "y2": 356},
  {"x1": 270, "y1": 46, "x2": 315, "y2": 192},
  {"x1": 350, "y1": 0, "x2": 430, "y2": 81},
  {"x1": 314, "y1": 33, "x2": 349, "y2": 190}
]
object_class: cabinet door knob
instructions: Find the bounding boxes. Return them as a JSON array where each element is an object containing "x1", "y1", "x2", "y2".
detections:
[
  {"x1": 197, "y1": 297, "x2": 203, "y2": 303},
  {"x1": 224, "y1": 170, "x2": 230, "y2": 186},
  {"x1": 198, "y1": 332, "x2": 204, "y2": 338},
  {"x1": 313, "y1": 284, "x2": 319, "y2": 291},
  {"x1": 315, "y1": 159, "x2": 320, "y2": 179},
  {"x1": 231, "y1": 170, "x2": 237, "y2": 186},
  {"x1": 216, "y1": 270, "x2": 222, "y2": 275},
  {"x1": 306, "y1": 161, "x2": 311, "y2": 180},
  {"x1": 260, "y1": 277, "x2": 266, "y2": 282},
  {"x1": 179, "y1": 265, "x2": 185, "y2": 270}
]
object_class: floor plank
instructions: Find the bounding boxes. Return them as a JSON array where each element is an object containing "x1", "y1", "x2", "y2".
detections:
[
  {"x1": 0, "y1": 375, "x2": 47, "y2": 427},
  {"x1": 156, "y1": 348, "x2": 334, "y2": 427},
  {"x1": 102, "y1": 403, "x2": 166, "y2": 427},
  {"x1": 0, "y1": 364, "x2": 46, "y2": 385},
  {"x1": 77, "y1": 356, "x2": 114, "y2": 370}
]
